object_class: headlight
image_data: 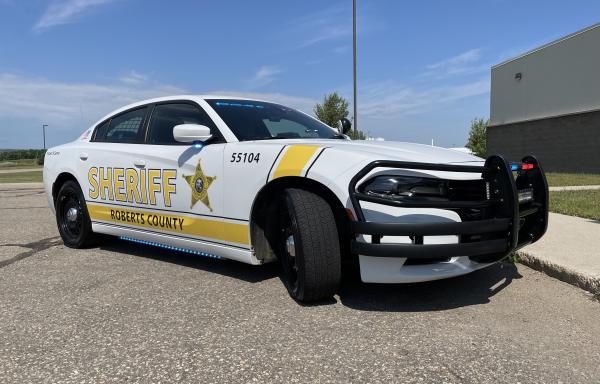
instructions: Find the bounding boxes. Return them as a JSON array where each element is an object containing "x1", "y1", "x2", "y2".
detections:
[{"x1": 358, "y1": 175, "x2": 449, "y2": 201}]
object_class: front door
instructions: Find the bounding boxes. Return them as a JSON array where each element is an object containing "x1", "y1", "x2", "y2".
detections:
[{"x1": 140, "y1": 102, "x2": 246, "y2": 248}]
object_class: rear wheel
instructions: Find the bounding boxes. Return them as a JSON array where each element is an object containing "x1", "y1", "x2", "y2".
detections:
[
  {"x1": 55, "y1": 180, "x2": 97, "y2": 248},
  {"x1": 278, "y1": 188, "x2": 341, "y2": 302}
]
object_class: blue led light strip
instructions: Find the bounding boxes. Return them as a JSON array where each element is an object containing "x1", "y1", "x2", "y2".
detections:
[
  {"x1": 119, "y1": 236, "x2": 222, "y2": 259},
  {"x1": 214, "y1": 101, "x2": 264, "y2": 109}
]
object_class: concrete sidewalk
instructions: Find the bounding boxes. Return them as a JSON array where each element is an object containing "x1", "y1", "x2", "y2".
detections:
[{"x1": 519, "y1": 212, "x2": 600, "y2": 294}]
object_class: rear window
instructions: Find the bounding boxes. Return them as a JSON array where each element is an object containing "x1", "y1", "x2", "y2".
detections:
[{"x1": 94, "y1": 107, "x2": 147, "y2": 143}]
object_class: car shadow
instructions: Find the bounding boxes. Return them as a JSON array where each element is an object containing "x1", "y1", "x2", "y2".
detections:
[
  {"x1": 98, "y1": 237, "x2": 279, "y2": 284},
  {"x1": 338, "y1": 261, "x2": 522, "y2": 312},
  {"x1": 98, "y1": 238, "x2": 521, "y2": 311}
]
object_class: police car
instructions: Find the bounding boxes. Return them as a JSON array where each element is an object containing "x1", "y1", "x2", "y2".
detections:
[{"x1": 43, "y1": 95, "x2": 549, "y2": 302}]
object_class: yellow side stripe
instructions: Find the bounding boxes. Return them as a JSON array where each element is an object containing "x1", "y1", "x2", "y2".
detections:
[
  {"x1": 271, "y1": 145, "x2": 321, "y2": 179},
  {"x1": 87, "y1": 203, "x2": 250, "y2": 246}
]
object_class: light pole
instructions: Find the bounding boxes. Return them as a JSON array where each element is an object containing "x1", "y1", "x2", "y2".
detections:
[
  {"x1": 43, "y1": 124, "x2": 48, "y2": 149},
  {"x1": 353, "y1": 0, "x2": 357, "y2": 135}
]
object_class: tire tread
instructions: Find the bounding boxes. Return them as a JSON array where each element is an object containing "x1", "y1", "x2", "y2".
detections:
[{"x1": 286, "y1": 188, "x2": 341, "y2": 301}]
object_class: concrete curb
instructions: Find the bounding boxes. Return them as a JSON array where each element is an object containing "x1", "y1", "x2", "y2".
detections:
[
  {"x1": 518, "y1": 250, "x2": 600, "y2": 294},
  {"x1": 549, "y1": 185, "x2": 600, "y2": 191}
]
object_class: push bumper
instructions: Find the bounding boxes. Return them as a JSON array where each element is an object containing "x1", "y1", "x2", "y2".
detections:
[{"x1": 349, "y1": 155, "x2": 549, "y2": 264}]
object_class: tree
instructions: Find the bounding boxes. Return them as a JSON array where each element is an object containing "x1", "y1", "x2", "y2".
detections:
[
  {"x1": 347, "y1": 128, "x2": 366, "y2": 140},
  {"x1": 314, "y1": 92, "x2": 349, "y2": 128},
  {"x1": 314, "y1": 92, "x2": 366, "y2": 140},
  {"x1": 466, "y1": 118, "x2": 488, "y2": 158}
]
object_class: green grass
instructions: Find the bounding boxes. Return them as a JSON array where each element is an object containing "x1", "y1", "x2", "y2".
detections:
[
  {"x1": 0, "y1": 170, "x2": 43, "y2": 183},
  {"x1": 505, "y1": 252, "x2": 520, "y2": 264},
  {"x1": 550, "y1": 190, "x2": 600, "y2": 221},
  {"x1": 0, "y1": 158, "x2": 41, "y2": 169},
  {"x1": 545, "y1": 173, "x2": 600, "y2": 187}
]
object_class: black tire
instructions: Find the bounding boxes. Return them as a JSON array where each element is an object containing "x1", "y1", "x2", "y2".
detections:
[
  {"x1": 55, "y1": 180, "x2": 97, "y2": 248},
  {"x1": 278, "y1": 188, "x2": 341, "y2": 302}
]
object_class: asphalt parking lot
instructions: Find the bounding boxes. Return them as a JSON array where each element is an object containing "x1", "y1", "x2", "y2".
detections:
[{"x1": 2, "y1": 185, "x2": 600, "y2": 383}]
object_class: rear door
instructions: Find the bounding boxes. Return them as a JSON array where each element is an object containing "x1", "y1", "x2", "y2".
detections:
[{"x1": 81, "y1": 106, "x2": 151, "y2": 226}]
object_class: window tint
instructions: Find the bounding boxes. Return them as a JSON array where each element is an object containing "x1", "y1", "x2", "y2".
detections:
[
  {"x1": 262, "y1": 119, "x2": 318, "y2": 138},
  {"x1": 205, "y1": 99, "x2": 338, "y2": 141},
  {"x1": 92, "y1": 120, "x2": 109, "y2": 142},
  {"x1": 101, "y1": 108, "x2": 147, "y2": 143},
  {"x1": 147, "y1": 103, "x2": 218, "y2": 145}
]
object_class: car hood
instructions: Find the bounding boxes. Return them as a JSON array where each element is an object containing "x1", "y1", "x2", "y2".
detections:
[{"x1": 259, "y1": 139, "x2": 483, "y2": 165}]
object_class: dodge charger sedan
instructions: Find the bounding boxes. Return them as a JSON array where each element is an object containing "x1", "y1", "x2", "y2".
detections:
[{"x1": 43, "y1": 95, "x2": 548, "y2": 302}]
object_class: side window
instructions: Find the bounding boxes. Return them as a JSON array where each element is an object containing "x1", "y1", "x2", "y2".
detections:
[
  {"x1": 147, "y1": 103, "x2": 220, "y2": 145},
  {"x1": 100, "y1": 107, "x2": 147, "y2": 143},
  {"x1": 92, "y1": 120, "x2": 110, "y2": 142}
]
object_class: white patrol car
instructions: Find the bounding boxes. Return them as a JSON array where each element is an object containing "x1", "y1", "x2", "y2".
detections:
[{"x1": 43, "y1": 95, "x2": 549, "y2": 302}]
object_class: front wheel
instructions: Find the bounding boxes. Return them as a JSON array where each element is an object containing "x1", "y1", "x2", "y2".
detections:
[
  {"x1": 55, "y1": 180, "x2": 97, "y2": 248},
  {"x1": 278, "y1": 188, "x2": 341, "y2": 302}
]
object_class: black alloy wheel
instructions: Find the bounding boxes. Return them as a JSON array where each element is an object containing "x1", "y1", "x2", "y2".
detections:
[{"x1": 55, "y1": 180, "x2": 97, "y2": 248}]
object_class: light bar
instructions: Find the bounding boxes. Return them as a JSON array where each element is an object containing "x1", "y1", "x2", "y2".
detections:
[
  {"x1": 510, "y1": 163, "x2": 537, "y2": 171},
  {"x1": 119, "y1": 236, "x2": 222, "y2": 259},
  {"x1": 214, "y1": 101, "x2": 264, "y2": 109}
]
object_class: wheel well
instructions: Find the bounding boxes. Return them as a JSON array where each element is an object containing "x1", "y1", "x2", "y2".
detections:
[
  {"x1": 250, "y1": 177, "x2": 351, "y2": 263},
  {"x1": 52, "y1": 172, "x2": 80, "y2": 204}
]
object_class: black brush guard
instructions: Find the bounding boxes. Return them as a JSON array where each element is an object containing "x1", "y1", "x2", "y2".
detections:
[{"x1": 349, "y1": 155, "x2": 548, "y2": 263}]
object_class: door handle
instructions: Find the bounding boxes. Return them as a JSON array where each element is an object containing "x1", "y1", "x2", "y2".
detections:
[
  {"x1": 134, "y1": 159, "x2": 146, "y2": 168},
  {"x1": 79, "y1": 153, "x2": 88, "y2": 161}
]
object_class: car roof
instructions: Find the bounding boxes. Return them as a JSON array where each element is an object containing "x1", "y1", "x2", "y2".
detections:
[{"x1": 93, "y1": 94, "x2": 270, "y2": 127}]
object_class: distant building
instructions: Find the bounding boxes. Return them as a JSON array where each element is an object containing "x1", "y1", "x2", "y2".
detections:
[{"x1": 488, "y1": 23, "x2": 600, "y2": 173}]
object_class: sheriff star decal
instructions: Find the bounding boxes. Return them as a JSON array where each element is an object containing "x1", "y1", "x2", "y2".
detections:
[{"x1": 183, "y1": 159, "x2": 216, "y2": 211}]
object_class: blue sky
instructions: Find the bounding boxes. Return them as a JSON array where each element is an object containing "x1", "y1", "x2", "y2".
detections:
[{"x1": 1, "y1": 0, "x2": 600, "y2": 149}]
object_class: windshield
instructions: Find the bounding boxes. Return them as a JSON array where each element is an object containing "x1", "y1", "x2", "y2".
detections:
[{"x1": 206, "y1": 99, "x2": 339, "y2": 141}]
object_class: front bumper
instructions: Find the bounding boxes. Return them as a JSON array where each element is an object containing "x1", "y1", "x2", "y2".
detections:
[{"x1": 349, "y1": 155, "x2": 549, "y2": 264}]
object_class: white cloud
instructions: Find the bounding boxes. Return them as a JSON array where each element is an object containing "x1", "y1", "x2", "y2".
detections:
[
  {"x1": 0, "y1": 72, "x2": 318, "y2": 124},
  {"x1": 288, "y1": 6, "x2": 352, "y2": 49},
  {"x1": 359, "y1": 78, "x2": 490, "y2": 118},
  {"x1": 422, "y1": 48, "x2": 489, "y2": 79},
  {"x1": 34, "y1": 0, "x2": 117, "y2": 31},
  {"x1": 0, "y1": 69, "x2": 488, "y2": 137},
  {"x1": 427, "y1": 49, "x2": 482, "y2": 70},
  {"x1": 333, "y1": 45, "x2": 350, "y2": 54},
  {"x1": 0, "y1": 73, "x2": 184, "y2": 126},
  {"x1": 119, "y1": 70, "x2": 148, "y2": 85},
  {"x1": 298, "y1": 26, "x2": 351, "y2": 48},
  {"x1": 0, "y1": 71, "x2": 487, "y2": 148},
  {"x1": 246, "y1": 65, "x2": 283, "y2": 88}
]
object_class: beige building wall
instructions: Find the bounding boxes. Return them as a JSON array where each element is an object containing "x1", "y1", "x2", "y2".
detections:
[{"x1": 490, "y1": 23, "x2": 600, "y2": 126}]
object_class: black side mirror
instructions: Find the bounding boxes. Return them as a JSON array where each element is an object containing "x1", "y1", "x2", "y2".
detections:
[{"x1": 337, "y1": 117, "x2": 352, "y2": 135}]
